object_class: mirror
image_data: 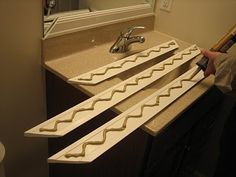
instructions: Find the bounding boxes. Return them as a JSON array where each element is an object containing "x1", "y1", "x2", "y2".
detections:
[{"x1": 43, "y1": 0, "x2": 156, "y2": 39}]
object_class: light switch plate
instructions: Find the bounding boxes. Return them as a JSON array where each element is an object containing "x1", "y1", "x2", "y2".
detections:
[{"x1": 160, "y1": 0, "x2": 173, "y2": 12}]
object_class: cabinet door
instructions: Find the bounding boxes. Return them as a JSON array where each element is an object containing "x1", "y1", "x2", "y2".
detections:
[
  {"x1": 144, "y1": 87, "x2": 224, "y2": 177},
  {"x1": 46, "y1": 71, "x2": 151, "y2": 177},
  {"x1": 144, "y1": 133, "x2": 192, "y2": 177}
]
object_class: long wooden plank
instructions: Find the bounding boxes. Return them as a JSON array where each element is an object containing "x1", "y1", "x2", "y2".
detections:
[
  {"x1": 24, "y1": 45, "x2": 200, "y2": 137},
  {"x1": 68, "y1": 40, "x2": 179, "y2": 85},
  {"x1": 48, "y1": 66, "x2": 204, "y2": 164}
]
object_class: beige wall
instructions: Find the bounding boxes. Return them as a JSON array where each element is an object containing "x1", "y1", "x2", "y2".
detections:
[
  {"x1": 0, "y1": 1, "x2": 48, "y2": 177},
  {"x1": 153, "y1": 1, "x2": 235, "y2": 175},
  {"x1": 154, "y1": 0, "x2": 236, "y2": 51}
]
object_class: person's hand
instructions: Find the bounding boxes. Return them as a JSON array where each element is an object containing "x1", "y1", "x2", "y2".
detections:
[{"x1": 201, "y1": 49, "x2": 221, "y2": 77}]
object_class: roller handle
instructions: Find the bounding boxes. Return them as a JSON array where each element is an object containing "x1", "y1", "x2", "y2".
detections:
[
  {"x1": 196, "y1": 24, "x2": 236, "y2": 71},
  {"x1": 196, "y1": 56, "x2": 209, "y2": 71}
]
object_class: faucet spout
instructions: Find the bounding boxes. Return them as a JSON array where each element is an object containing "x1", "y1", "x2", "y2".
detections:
[
  {"x1": 126, "y1": 36, "x2": 145, "y2": 45},
  {"x1": 109, "y1": 26, "x2": 145, "y2": 53}
]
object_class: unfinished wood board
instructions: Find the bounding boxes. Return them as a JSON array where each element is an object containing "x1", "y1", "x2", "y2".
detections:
[
  {"x1": 68, "y1": 40, "x2": 179, "y2": 85},
  {"x1": 48, "y1": 66, "x2": 204, "y2": 164},
  {"x1": 24, "y1": 45, "x2": 200, "y2": 138}
]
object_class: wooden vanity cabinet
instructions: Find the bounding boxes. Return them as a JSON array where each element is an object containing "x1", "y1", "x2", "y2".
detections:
[
  {"x1": 46, "y1": 70, "x2": 224, "y2": 177},
  {"x1": 143, "y1": 87, "x2": 224, "y2": 177}
]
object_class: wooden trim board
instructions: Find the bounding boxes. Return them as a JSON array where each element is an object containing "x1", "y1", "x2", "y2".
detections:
[
  {"x1": 24, "y1": 45, "x2": 200, "y2": 137},
  {"x1": 68, "y1": 40, "x2": 179, "y2": 85},
  {"x1": 48, "y1": 66, "x2": 204, "y2": 164}
]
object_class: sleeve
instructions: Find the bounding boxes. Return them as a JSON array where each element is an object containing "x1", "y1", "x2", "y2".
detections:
[{"x1": 213, "y1": 53, "x2": 236, "y2": 95}]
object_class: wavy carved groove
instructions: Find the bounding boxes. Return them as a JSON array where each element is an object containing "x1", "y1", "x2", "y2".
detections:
[
  {"x1": 77, "y1": 42, "x2": 176, "y2": 81},
  {"x1": 39, "y1": 46, "x2": 198, "y2": 132},
  {"x1": 64, "y1": 75, "x2": 194, "y2": 158}
]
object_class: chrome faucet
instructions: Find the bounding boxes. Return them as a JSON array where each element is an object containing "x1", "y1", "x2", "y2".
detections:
[
  {"x1": 109, "y1": 26, "x2": 145, "y2": 53},
  {"x1": 46, "y1": 0, "x2": 56, "y2": 16}
]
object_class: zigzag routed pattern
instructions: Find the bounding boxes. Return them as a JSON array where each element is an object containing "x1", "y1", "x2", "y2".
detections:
[
  {"x1": 39, "y1": 46, "x2": 198, "y2": 133},
  {"x1": 77, "y1": 41, "x2": 177, "y2": 81},
  {"x1": 64, "y1": 75, "x2": 195, "y2": 158}
]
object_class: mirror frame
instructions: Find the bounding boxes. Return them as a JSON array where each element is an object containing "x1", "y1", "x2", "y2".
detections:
[{"x1": 43, "y1": 2, "x2": 155, "y2": 39}]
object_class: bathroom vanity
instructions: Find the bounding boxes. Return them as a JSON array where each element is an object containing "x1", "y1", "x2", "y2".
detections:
[{"x1": 31, "y1": 14, "x2": 229, "y2": 177}]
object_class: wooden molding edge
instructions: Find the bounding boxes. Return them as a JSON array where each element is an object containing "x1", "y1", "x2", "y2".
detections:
[
  {"x1": 68, "y1": 40, "x2": 179, "y2": 85},
  {"x1": 48, "y1": 66, "x2": 204, "y2": 164},
  {"x1": 24, "y1": 45, "x2": 200, "y2": 138}
]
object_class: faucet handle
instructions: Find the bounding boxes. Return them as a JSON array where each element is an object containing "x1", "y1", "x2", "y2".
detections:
[{"x1": 121, "y1": 26, "x2": 145, "y2": 38}]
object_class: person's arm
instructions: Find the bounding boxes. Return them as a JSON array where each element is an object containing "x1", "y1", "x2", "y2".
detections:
[{"x1": 201, "y1": 49, "x2": 236, "y2": 94}]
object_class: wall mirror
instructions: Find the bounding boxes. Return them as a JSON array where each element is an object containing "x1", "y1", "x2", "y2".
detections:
[{"x1": 43, "y1": 0, "x2": 156, "y2": 39}]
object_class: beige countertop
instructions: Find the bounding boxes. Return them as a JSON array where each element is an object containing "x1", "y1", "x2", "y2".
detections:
[{"x1": 43, "y1": 22, "x2": 214, "y2": 136}]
